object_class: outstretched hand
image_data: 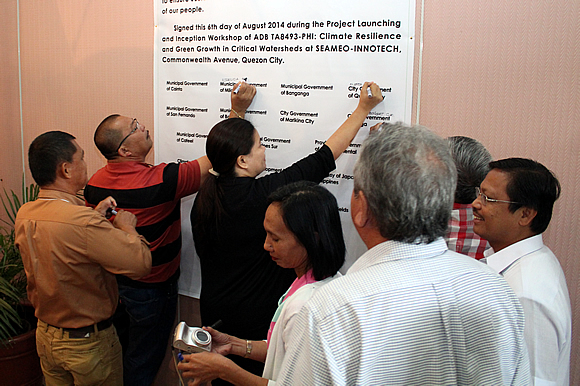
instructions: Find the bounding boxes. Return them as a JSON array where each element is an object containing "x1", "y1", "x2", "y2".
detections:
[
  {"x1": 230, "y1": 81, "x2": 256, "y2": 118},
  {"x1": 324, "y1": 81, "x2": 384, "y2": 160},
  {"x1": 357, "y1": 81, "x2": 383, "y2": 113}
]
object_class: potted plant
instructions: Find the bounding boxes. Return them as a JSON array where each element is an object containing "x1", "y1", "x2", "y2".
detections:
[{"x1": 0, "y1": 178, "x2": 43, "y2": 385}]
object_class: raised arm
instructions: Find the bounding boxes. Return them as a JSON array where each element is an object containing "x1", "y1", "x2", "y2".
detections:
[
  {"x1": 196, "y1": 155, "x2": 212, "y2": 183},
  {"x1": 325, "y1": 81, "x2": 383, "y2": 159},
  {"x1": 229, "y1": 81, "x2": 257, "y2": 119},
  {"x1": 197, "y1": 81, "x2": 257, "y2": 181}
]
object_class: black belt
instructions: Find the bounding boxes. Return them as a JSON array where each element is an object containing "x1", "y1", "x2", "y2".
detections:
[{"x1": 49, "y1": 317, "x2": 113, "y2": 338}]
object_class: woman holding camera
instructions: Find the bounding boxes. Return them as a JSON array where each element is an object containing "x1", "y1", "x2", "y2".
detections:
[
  {"x1": 181, "y1": 181, "x2": 345, "y2": 385},
  {"x1": 190, "y1": 82, "x2": 382, "y2": 379}
]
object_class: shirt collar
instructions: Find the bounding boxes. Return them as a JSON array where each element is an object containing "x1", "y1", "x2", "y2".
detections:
[
  {"x1": 284, "y1": 269, "x2": 317, "y2": 301},
  {"x1": 348, "y1": 237, "x2": 449, "y2": 274},
  {"x1": 105, "y1": 161, "x2": 152, "y2": 173},
  {"x1": 485, "y1": 234, "x2": 544, "y2": 274},
  {"x1": 38, "y1": 188, "x2": 84, "y2": 206}
]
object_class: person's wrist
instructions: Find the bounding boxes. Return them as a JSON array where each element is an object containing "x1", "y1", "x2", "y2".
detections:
[
  {"x1": 230, "y1": 108, "x2": 243, "y2": 118},
  {"x1": 229, "y1": 336, "x2": 246, "y2": 357},
  {"x1": 243, "y1": 340, "x2": 253, "y2": 358},
  {"x1": 353, "y1": 106, "x2": 370, "y2": 116}
]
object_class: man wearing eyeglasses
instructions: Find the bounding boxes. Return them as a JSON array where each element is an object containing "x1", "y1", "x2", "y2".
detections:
[
  {"x1": 83, "y1": 82, "x2": 256, "y2": 386},
  {"x1": 473, "y1": 158, "x2": 571, "y2": 386},
  {"x1": 277, "y1": 124, "x2": 530, "y2": 385}
]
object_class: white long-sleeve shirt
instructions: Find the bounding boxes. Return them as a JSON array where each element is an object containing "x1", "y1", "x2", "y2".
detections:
[
  {"x1": 277, "y1": 238, "x2": 530, "y2": 385},
  {"x1": 486, "y1": 234, "x2": 571, "y2": 386}
]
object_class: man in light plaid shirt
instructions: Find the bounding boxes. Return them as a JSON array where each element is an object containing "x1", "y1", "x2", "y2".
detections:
[{"x1": 445, "y1": 136, "x2": 491, "y2": 259}]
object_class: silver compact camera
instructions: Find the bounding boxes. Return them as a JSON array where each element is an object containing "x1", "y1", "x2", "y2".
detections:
[{"x1": 173, "y1": 321, "x2": 212, "y2": 353}]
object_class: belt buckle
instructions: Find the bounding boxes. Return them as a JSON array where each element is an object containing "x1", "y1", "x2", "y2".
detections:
[
  {"x1": 68, "y1": 330, "x2": 92, "y2": 339},
  {"x1": 68, "y1": 329, "x2": 94, "y2": 339}
]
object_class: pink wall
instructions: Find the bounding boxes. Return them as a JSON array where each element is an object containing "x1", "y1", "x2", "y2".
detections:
[
  {"x1": 414, "y1": 2, "x2": 580, "y2": 382},
  {"x1": 2, "y1": 0, "x2": 579, "y2": 382},
  {"x1": 4, "y1": 0, "x2": 156, "y2": 192},
  {"x1": 0, "y1": 0, "x2": 25, "y2": 212}
]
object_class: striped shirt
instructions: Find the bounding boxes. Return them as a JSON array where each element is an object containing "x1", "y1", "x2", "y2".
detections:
[
  {"x1": 277, "y1": 238, "x2": 531, "y2": 385},
  {"x1": 84, "y1": 160, "x2": 201, "y2": 284}
]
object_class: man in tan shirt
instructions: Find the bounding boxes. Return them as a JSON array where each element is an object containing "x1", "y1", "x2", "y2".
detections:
[{"x1": 15, "y1": 131, "x2": 152, "y2": 386}]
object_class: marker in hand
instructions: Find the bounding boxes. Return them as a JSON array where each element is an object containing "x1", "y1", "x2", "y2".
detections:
[
  {"x1": 105, "y1": 207, "x2": 118, "y2": 219},
  {"x1": 367, "y1": 86, "x2": 373, "y2": 98},
  {"x1": 233, "y1": 82, "x2": 242, "y2": 94}
]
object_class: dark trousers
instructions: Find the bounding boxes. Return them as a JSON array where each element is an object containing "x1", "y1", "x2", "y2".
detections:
[{"x1": 114, "y1": 279, "x2": 178, "y2": 386}]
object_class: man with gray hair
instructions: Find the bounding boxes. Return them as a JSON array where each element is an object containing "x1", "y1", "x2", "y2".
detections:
[
  {"x1": 445, "y1": 136, "x2": 492, "y2": 259},
  {"x1": 276, "y1": 123, "x2": 530, "y2": 384}
]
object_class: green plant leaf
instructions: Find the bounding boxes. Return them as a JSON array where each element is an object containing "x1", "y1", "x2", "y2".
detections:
[
  {"x1": 0, "y1": 175, "x2": 39, "y2": 343},
  {"x1": 0, "y1": 278, "x2": 23, "y2": 344}
]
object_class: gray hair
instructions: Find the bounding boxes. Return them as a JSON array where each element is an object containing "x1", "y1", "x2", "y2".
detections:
[
  {"x1": 446, "y1": 136, "x2": 492, "y2": 204},
  {"x1": 353, "y1": 122, "x2": 457, "y2": 243}
]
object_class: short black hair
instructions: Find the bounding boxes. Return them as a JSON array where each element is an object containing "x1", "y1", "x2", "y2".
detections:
[
  {"x1": 28, "y1": 131, "x2": 77, "y2": 187},
  {"x1": 490, "y1": 158, "x2": 560, "y2": 234},
  {"x1": 94, "y1": 114, "x2": 122, "y2": 160},
  {"x1": 268, "y1": 181, "x2": 345, "y2": 281}
]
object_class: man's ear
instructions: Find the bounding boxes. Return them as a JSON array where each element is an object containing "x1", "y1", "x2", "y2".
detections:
[
  {"x1": 118, "y1": 146, "x2": 132, "y2": 158},
  {"x1": 58, "y1": 162, "x2": 72, "y2": 180},
  {"x1": 518, "y1": 207, "x2": 537, "y2": 228},
  {"x1": 352, "y1": 191, "x2": 371, "y2": 229}
]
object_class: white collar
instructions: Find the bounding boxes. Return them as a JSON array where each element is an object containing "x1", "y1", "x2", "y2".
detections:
[
  {"x1": 348, "y1": 238, "x2": 448, "y2": 275},
  {"x1": 485, "y1": 234, "x2": 544, "y2": 274}
]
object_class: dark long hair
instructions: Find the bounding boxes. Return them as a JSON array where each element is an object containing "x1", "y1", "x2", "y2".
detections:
[
  {"x1": 268, "y1": 181, "x2": 345, "y2": 280},
  {"x1": 194, "y1": 118, "x2": 256, "y2": 240}
]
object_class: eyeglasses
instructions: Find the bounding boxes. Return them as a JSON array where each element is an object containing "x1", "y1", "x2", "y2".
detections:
[
  {"x1": 115, "y1": 118, "x2": 140, "y2": 153},
  {"x1": 475, "y1": 187, "x2": 520, "y2": 206}
]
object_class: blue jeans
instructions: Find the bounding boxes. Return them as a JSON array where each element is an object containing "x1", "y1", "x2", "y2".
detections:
[{"x1": 114, "y1": 279, "x2": 178, "y2": 386}]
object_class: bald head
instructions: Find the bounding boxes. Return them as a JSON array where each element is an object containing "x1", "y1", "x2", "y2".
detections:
[{"x1": 94, "y1": 114, "x2": 124, "y2": 159}]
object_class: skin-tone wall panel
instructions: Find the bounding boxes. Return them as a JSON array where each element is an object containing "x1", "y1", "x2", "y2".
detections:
[
  {"x1": 17, "y1": 0, "x2": 155, "y2": 179},
  {"x1": 3, "y1": 0, "x2": 579, "y2": 382},
  {"x1": 0, "y1": 0, "x2": 25, "y2": 225},
  {"x1": 416, "y1": 0, "x2": 580, "y2": 382}
]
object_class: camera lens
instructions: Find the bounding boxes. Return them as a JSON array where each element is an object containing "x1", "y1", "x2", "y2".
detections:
[{"x1": 194, "y1": 329, "x2": 210, "y2": 345}]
